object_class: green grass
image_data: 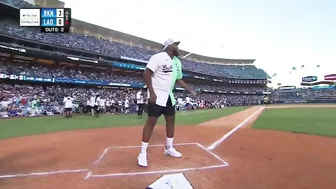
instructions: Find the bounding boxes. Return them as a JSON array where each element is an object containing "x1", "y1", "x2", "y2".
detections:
[
  {"x1": 252, "y1": 108, "x2": 336, "y2": 137},
  {"x1": 0, "y1": 106, "x2": 246, "y2": 140}
]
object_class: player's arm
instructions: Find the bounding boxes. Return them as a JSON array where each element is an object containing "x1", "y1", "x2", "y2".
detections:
[
  {"x1": 136, "y1": 93, "x2": 140, "y2": 101},
  {"x1": 176, "y1": 79, "x2": 194, "y2": 95},
  {"x1": 143, "y1": 55, "x2": 159, "y2": 95},
  {"x1": 175, "y1": 61, "x2": 195, "y2": 95}
]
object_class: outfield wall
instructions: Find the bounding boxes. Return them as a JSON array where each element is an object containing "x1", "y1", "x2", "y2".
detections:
[{"x1": 272, "y1": 99, "x2": 336, "y2": 104}]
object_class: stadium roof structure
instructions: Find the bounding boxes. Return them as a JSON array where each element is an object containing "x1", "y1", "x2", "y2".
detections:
[{"x1": 71, "y1": 19, "x2": 255, "y2": 65}]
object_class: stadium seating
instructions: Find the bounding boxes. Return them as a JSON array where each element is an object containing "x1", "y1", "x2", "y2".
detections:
[
  {"x1": 0, "y1": 0, "x2": 267, "y2": 79},
  {"x1": 0, "y1": 83, "x2": 263, "y2": 117},
  {"x1": 0, "y1": 59, "x2": 266, "y2": 118},
  {"x1": 0, "y1": 60, "x2": 265, "y2": 93},
  {"x1": 0, "y1": 20, "x2": 266, "y2": 79}
]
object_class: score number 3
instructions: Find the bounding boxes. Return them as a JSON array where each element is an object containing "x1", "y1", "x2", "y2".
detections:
[{"x1": 56, "y1": 9, "x2": 64, "y2": 17}]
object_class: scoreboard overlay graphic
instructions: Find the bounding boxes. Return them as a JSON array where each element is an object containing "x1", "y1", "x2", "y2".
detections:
[{"x1": 20, "y1": 8, "x2": 71, "y2": 33}]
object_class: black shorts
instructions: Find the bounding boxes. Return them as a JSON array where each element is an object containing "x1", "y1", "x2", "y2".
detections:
[
  {"x1": 262, "y1": 101, "x2": 269, "y2": 105},
  {"x1": 147, "y1": 97, "x2": 175, "y2": 117},
  {"x1": 65, "y1": 108, "x2": 72, "y2": 112},
  {"x1": 138, "y1": 104, "x2": 145, "y2": 109}
]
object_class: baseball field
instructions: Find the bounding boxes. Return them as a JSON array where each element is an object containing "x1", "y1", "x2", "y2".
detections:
[{"x1": 0, "y1": 104, "x2": 335, "y2": 189}]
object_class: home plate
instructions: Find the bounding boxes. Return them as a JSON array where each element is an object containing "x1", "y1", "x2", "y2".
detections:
[{"x1": 147, "y1": 173, "x2": 193, "y2": 189}]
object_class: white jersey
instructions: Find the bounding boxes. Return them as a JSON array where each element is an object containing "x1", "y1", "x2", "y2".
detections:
[
  {"x1": 99, "y1": 99, "x2": 105, "y2": 107},
  {"x1": 124, "y1": 99, "x2": 130, "y2": 108},
  {"x1": 63, "y1": 97, "x2": 74, "y2": 108},
  {"x1": 106, "y1": 100, "x2": 111, "y2": 107},
  {"x1": 94, "y1": 97, "x2": 101, "y2": 106},
  {"x1": 146, "y1": 52, "x2": 181, "y2": 107},
  {"x1": 89, "y1": 97, "x2": 95, "y2": 107},
  {"x1": 118, "y1": 100, "x2": 122, "y2": 106},
  {"x1": 136, "y1": 91, "x2": 144, "y2": 104},
  {"x1": 186, "y1": 97, "x2": 191, "y2": 103}
]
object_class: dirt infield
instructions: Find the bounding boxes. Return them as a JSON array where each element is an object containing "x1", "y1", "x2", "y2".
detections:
[{"x1": 0, "y1": 105, "x2": 335, "y2": 188}]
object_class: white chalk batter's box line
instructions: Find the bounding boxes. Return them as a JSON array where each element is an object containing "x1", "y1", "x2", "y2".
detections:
[
  {"x1": 0, "y1": 169, "x2": 89, "y2": 179},
  {"x1": 85, "y1": 142, "x2": 229, "y2": 179},
  {"x1": 0, "y1": 143, "x2": 229, "y2": 180}
]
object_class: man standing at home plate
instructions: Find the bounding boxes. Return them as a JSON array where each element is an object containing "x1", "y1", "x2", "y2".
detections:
[{"x1": 137, "y1": 38, "x2": 196, "y2": 167}]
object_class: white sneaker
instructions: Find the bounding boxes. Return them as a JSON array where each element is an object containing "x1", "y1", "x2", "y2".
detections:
[
  {"x1": 137, "y1": 153, "x2": 147, "y2": 167},
  {"x1": 164, "y1": 147, "x2": 182, "y2": 158}
]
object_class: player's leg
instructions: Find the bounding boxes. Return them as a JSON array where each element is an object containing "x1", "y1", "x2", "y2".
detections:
[
  {"x1": 137, "y1": 104, "x2": 141, "y2": 117},
  {"x1": 138, "y1": 104, "x2": 143, "y2": 118},
  {"x1": 110, "y1": 105, "x2": 114, "y2": 114},
  {"x1": 113, "y1": 105, "x2": 116, "y2": 114},
  {"x1": 91, "y1": 106, "x2": 94, "y2": 116},
  {"x1": 163, "y1": 97, "x2": 182, "y2": 158},
  {"x1": 114, "y1": 105, "x2": 118, "y2": 115},
  {"x1": 95, "y1": 106, "x2": 100, "y2": 117},
  {"x1": 68, "y1": 108, "x2": 73, "y2": 117},
  {"x1": 138, "y1": 102, "x2": 162, "y2": 167},
  {"x1": 141, "y1": 104, "x2": 145, "y2": 117}
]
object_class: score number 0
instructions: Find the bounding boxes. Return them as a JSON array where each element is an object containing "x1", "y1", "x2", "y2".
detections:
[{"x1": 56, "y1": 17, "x2": 64, "y2": 32}]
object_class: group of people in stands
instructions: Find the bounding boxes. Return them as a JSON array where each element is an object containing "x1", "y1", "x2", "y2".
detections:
[
  {"x1": 0, "y1": 0, "x2": 267, "y2": 80},
  {"x1": 0, "y1": 60, "x2": 266, "y2": 93},
  {"x1": 0, "y1": 20, "x2": 267, "y2": 79},
  {"x1": 0, "y1": 83, "x2": 266, "y2": 118}
]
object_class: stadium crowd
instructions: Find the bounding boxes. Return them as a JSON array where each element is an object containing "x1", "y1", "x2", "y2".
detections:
[
  {"x1": 0, "y1": 60, "x2": 266, "y2": 93},
  {"x1": 0, "y1": 57, "x2": 267, "y2": 118},
  {"x1": 0, "y1": 3, "x2": 267, "y2": 80},
  {"x1": 2, "y1": 74, "x2": 335, "y2": 118},
  {"x1": 0, "y1": 83, "x2": 264, "y2": 118},
  {"x1": 0, "y1": 60, "x2": 143, "y2": 84}
]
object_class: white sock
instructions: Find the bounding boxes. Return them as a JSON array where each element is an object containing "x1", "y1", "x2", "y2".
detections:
[
  {"x1": 141, "y1": 142, "x2": 148, "y2": 154},
  {"x1": 166, "y1": 137, "x2": 174, "y2": 149}
]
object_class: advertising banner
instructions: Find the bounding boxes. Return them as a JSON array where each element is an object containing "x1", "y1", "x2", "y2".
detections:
[
  {"x1": 0, "y1": 72, "x2": 269, "y2": 95},
  {"x1": 302, "y1": 76, "x2": 317, "y2": 82},
  {"x1": 324, "y1": 74, "x2": 336, "y2": 80},
  {"x1": 278, "y1": 86, "x2": 296, "y2": 90}
]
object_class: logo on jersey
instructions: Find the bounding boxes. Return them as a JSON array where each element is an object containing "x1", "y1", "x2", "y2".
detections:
[{"x1": 162, "y1": 65, "x2": 173, "y2": 73}]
